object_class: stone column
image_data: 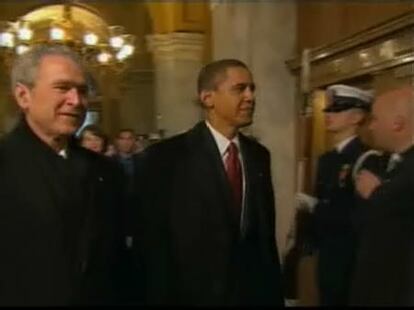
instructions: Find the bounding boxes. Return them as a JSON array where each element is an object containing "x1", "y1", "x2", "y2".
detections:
[
  {"x1": 147, "y1": 32, "x2": 205, "y2": 137},
  {"x1": 211, "y1": 2, "x2": 297, "y2": 255},
  {"x1": 119, "y1": 70, "x2": 156, "y2": 135}
]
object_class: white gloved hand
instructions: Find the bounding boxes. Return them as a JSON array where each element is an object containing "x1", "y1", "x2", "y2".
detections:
[{"x1": 295, "y1": 192, "x2": 318, "y2": 211}]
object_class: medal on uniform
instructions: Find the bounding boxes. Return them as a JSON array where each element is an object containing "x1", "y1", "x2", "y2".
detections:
[{"x1": 338, "y1": 164, "x2": 351, "y2": 187}]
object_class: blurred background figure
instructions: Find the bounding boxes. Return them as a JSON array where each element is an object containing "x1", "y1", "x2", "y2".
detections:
[
  {"x1": 112, "y1": 128, "x2": 145, "y2": 305},
  {"x1": 147, "y1": 132, "x2": 161, "y2": 146},
  {"x1": 104, "y1": 143, "x2": 117, "y2": 157},
  {"x1": 311, "y1": 84, "x2": 373, "y2": 306},
  {"x1": 115, "y1": 129, "x2": 137, "y2": 165},
  {"x1": 134, "y1": 134, "x2": 147, "y2": 154},
  {"x1": 351, "y1": 85, "x2": 414, "y2": 306},
  {"x1": 79, "y1": 124, "x2": 108, "y2": 154}
]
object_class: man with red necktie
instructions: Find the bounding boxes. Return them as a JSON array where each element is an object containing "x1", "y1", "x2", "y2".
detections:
[{"x1": 135, "y1": 59, "x2": 284, "y2": 306}]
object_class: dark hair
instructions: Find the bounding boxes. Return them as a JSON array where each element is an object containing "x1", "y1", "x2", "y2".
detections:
[
  {"x1": 117, "y1": 128, "x2": 135, "y2": 137},
  {"x1": 197, "y1": 59, "x2": 249, "y2": 95},
  {"x1": 79, "y1": 124, "x2": 108, "y2": 152}
]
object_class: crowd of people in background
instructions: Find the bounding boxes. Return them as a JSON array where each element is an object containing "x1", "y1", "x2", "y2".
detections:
[
  {"x1": 78, "y1": 124, "x2": 162, "y2": 157},
  {"x1": 77, "y1": 126, "x2": 163, "y2": 305}
]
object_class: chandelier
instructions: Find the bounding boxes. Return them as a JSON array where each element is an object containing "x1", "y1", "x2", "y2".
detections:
[{"x1": 0, "y1": 3, "x2": 136, "y2": 72}]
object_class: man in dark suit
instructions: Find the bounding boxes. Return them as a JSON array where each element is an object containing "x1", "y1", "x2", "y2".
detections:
[
  {"x1": 312, "y1": 84, "x2": 373, "y2": 306},
  {"x1": 352, "y1": 85, "x2": 414, "y2": 306},
  {"x1": 112, "y1": 128, "x2": 146, "y2": 305},
  {"x1": 136, "y1": 59, "x2": 284, "y2": 306},
  {"x1": 0, "y1": 44, "x2": 123, "y2": 306}
]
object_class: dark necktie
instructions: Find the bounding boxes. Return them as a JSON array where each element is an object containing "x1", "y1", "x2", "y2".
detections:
[{"x1": 225, "y1": 142, "x2": 243, "y2": 220}]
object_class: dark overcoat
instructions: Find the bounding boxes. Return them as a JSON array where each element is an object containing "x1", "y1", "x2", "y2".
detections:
[
  {"x1": 136, "y1": 122, "x2": 284, "y2": 306},
  {"x1": 0, "y1": 120, "x2": 123, "y2": 306}
]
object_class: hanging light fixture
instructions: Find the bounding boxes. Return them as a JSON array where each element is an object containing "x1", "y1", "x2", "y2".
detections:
[{"x1": 0, "y1": 3, "x2": 137, "y2": 72}]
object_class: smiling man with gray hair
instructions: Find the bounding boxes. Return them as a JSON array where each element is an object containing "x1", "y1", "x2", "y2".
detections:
[{"x1": 0, "y1": 44, "x2": 123, "y2": 306}]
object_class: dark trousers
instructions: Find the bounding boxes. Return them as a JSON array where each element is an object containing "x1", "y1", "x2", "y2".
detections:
[{"x1": 317, "y1": 239, "x2": 355, "y2": 306}]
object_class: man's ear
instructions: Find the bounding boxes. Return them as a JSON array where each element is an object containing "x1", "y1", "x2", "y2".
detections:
[
  {"x1": 350, "y1": 110, "x2": 365, "y2": 126},
  {"x1": 14, "y1": 83, "x2": 32, "y2": 111},
  {"x1": 200, "y1": 90, "x2": 214, "y2": 109},
  {"x1": 393, "y1": 114, "x2": 405, "y2": 132}
]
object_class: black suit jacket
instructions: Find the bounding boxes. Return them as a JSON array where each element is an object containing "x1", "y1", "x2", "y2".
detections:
[
  {"x1": 0, "y1": 120, "x2": 123, "y2": 306},
  {"x1": 313, "y1": 137, "x2": 367, "y2": 244},
  {"x1": 136, "y1": 122, "x2": 284, "y2": 306},
  {"x1": 351, "y1": 145, "x2": 414, "y2": 306},
  {"x1": 112, "y1": 153, "x2": 145, "y2": 238}
]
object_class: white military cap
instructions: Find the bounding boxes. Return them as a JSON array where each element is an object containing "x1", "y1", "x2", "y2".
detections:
[{"x1": 324, "y1": 84, "x2": 374, "y2": 112}]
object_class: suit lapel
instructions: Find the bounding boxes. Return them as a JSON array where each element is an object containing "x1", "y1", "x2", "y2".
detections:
[
  {"x1": 68, "y1": 146, "x2": 100, "y2": 271},
  {"x1": 187, "y1": 122, "x2": 240, "y2": 233},
  {"x1": 238, "y1": 135, "x2": 256, "y2": 237},
  {"x1": 7, "y1": 123, "x2": 63, "y2": 219}
]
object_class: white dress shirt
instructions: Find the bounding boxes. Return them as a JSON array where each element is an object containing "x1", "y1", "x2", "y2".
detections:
[
  {"x1": 335, "y1": 135, "x2": 357, "y2": 153},
  {"x1": 58, "y1": 148, "x2": 68, "y2": 159},
  {"x1": 205, "y1": 121, "x2": 246, "y2": 223},
  {"x1": 387, "y1": 153, "x2": 402, "y2": 172}
]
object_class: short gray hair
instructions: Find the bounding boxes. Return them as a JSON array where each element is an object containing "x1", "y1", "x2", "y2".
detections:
[{"x1": 11, "y1": 44, "x2": 86, "y2": 91}]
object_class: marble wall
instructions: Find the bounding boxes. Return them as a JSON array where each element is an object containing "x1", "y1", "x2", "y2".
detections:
[{"x1": 212, "y1": 2, "x2": 297, "y2": 256}]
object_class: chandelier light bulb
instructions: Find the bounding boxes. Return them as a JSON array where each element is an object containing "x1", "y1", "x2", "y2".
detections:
[
  {"x1": 50, "y1": 26, "x2": 65, "y2": 41},
  {"x1": 116, "y1": 50, "x2": 127, "y2": 61},
  {"x1": 97, "y1": 51, "x2": 112, "y2": 64},
  {"x1": 83, "y1": 32, "x2": 98, "y2": 46},
  {"x1": 121, "y1": 44, "x2": 134, "y2": 56},
  {"x1": 0, "y1": 32, "x2": 15, "y2": 48},
  {"x1": 17, "y1": 27, "x2": 33, "y2": 41},
  {"x1": 16, "y1": 44, "x2": 30, "y2": 55},
  {"x1": 109, "y1": 36, "x2": 124, "y2": 49},
  {"x1": 116, "y1": 44, "x2": 134, "y2": 61}
]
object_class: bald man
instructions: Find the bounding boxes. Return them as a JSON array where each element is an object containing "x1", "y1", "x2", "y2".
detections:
[{"x1": 351, "y1": 85, "x2": 414, "y2": 306}]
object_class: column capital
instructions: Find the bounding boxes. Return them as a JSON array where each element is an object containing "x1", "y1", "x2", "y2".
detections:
[
  {"x1": 120, "y1": 70, "x2": 154, "y2": 91},
  {"x1": 146, "y1": 32, "x2": 205, "y2": 61}
]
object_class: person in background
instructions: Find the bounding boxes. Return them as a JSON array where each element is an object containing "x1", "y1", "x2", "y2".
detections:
[
  {"x1": 134, "y1": 134, "x2": 147, "y2": 154},
  {"x1": 79, "y1": 124, "x2": 108, "y2": 154},
  {"x1": 114, "y1": 129, "x2": 138, "y2": 178},
  {"x1": 112, "y1": 128, "x2": 145, "y2": 305},
  {"x1": 104, "y1": 143, "x2": 116, "y2": 157},
  {"x1": 352, "y1": 85, "x2": 414, "y2": 306}
]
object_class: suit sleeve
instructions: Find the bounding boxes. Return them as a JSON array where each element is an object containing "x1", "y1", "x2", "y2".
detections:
[
  {"x1": 133, "y1": 146, "x2": 174, "y2": 305},
  {"x1": 262, "y1": 149, "x2": 285, "y2": 305}
]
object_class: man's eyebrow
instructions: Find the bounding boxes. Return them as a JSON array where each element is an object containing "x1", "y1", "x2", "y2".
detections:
[
  {"x1": 231, "y1": 82, "x2": 256, "y2": 89},
  {"x1": 52, "y1": 80, "x2": 86, "y2": 86}
]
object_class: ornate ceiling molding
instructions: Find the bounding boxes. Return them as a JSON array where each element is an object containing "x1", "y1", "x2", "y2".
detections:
[
  {"x1": 286, "y1": 10, "x2": 414, "y2": 88},
  {"x1": 146, "y1": 32, "x2": 205, "y2": 61}
]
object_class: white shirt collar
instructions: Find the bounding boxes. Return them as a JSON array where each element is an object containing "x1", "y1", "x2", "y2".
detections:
[
  {"x1": 58, "y1": 148, "x2": 68, "y2": 159},
  {"x1": 205, "y1": 121, "x2": 240, "y2": 157},
  {"x1": 390, "y1": 152, "x2": 402, "y2": 162},
  {"x1": 336, "y1": 135, "x2": 357, "y2": 153}
]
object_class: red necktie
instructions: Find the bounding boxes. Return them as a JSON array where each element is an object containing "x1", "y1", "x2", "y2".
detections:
[{"x1": 225, "y1": 142, "x2": 243, "y2": 219}]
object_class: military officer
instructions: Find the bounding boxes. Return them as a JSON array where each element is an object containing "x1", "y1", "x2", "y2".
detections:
[{"x1": 312, "y1": 84, "x2": 373, "y2": 306}]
